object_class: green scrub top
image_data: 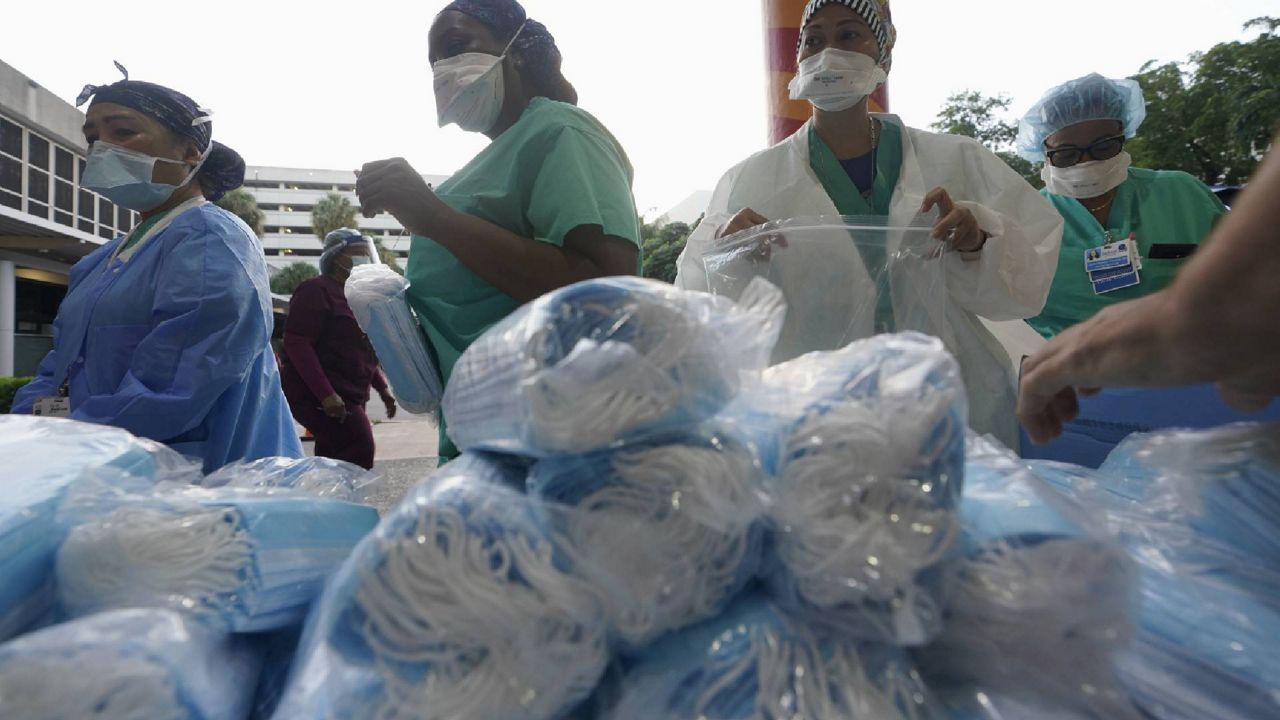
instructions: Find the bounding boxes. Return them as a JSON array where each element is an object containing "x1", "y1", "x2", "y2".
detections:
[
  {"x1": 807, "y1": 119, "x2": 904, "y2": 331},
  {"x1": 405, "y1": 97, "x2": 642, "y2": 459},
  {"x1": 1028, "y1": 167, "x2": 1226, "y2": 339}
]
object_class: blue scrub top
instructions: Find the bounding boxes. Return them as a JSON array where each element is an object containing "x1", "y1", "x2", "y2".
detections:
[{"x1": 12, "y1": 203, "x2": 303, "y2": 472}]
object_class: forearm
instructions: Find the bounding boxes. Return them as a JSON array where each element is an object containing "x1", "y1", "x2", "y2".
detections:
[
  {"x1": 1160, "y1": 147, "x2": 1280, "y2": 382},
  {"x1": 282, "y1": 334, "x2": 337, "y2": 401},
  {"x1": 415, "y1": 210, "x2": 617, "y2": 303}
]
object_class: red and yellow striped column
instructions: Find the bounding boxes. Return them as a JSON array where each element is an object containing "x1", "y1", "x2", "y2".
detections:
[{"x1": 764, "y1": 0, "x2": 888, "y2": 145}]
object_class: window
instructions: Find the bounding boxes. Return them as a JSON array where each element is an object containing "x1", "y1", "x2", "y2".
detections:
[
  {"x1": 78, "y1": 218, "x2": 95, "y2": 234},
  {"x1": 79, "y1": 189, "x2": 96, "y2": 221},
  {"x1": 98, "y1": 197, "x2": 115, "y2": 231},
  {"x1": 28, "y1": 167, "x2": 49, "y2": 203},
  {"x1": 55, "y1": 211, "x2": 73, "y2": 227},
  {"x1": 27, "y1": 134, "x2": 49, "y2": 171},
  {"x1": 28, "y1": 200, "x2": 49, "y2": 219},
  {"x1": 55, "y1": 180, "x2": 73, "y2": 212},
  {"x1": 0, "y1": 192, "x2": 19, "y2": 211},
  {"x1": 0, "y1": 154, "x2": 20, "y2": 194},
  {"x1": 98, "y1": 224, "x2": 114, "y2": 240},
  {"x1": 55, "y1": 147, "x2": 74, "y2": 181},
  {"x1": 0, "y1": 117, "x2": 20, "y2": 158}
]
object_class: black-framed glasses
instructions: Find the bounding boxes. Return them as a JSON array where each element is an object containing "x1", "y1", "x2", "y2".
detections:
[{"x1": 1045, "y1": 135, "x2": 1126, "y2": 168}]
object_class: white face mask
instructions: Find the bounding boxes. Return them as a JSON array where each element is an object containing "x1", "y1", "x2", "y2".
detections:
[
  {"x1": 1041, "y1": 151, "x2": 1132, "y2": 199},
  {"x1": 433, "y1": 21, "x2": 526, "y2": 133},
  {"x1": 788, "y1": 49, "x2": 887, "y2": 112}
]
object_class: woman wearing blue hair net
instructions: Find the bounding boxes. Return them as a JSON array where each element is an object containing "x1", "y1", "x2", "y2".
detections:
[
  {"x1": 9, "y1": 67, "x2": 303, "y2": 472},
  {"x1": 356, "y1": 0, "x2": 641, "y2": 459},
  {"x1": 1017, "y1": 73, "x2": 1227, "y2": 339}
]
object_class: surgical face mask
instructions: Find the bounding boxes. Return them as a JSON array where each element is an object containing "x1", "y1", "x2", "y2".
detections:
[
  {"x1": 80, "y1": 140, "x2": 208, "y2": 212},
  {"x1": 1040, "y1": 151, "x2": 1132, "y2": 199},
  {"x1": 788, "y1": 49, "x2": 887, "y2": 112},
  {"x1": 433, "y1": 22, "x2": 526, "y2": 133}
]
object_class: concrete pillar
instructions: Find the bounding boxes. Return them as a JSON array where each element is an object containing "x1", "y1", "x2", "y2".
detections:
[{"x1": 0, "y1": 260, "x2": 14, "y2": 377}]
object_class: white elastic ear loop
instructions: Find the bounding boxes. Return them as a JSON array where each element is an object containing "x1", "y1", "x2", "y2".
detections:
[
  {"x1": 777, "y1": 391, "x2": 959, "y2": 607},
  {"x1": 567, "y1": 444, "x2": 756, "y2": 645},
  {"x1": 525, "y1": 301, "x2": 702, "y2": 450},
  {"x1": 56, "y1": 506, "x2": 252, "y2": 620},
  {"x1": 354, "y1": 500, "x2": 604, "y2": 718}
]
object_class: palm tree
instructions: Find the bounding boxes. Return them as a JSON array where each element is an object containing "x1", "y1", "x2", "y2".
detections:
[
  {"x1": 311, "y1": 192, "x2": 359, "y2": 240},
  {"x1": 216, "y1": 188, "x2": 266, "y2": 237}
]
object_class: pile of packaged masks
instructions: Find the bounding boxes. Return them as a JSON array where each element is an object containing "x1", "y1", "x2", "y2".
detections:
[
  {"x1": 0, "y1": 417, "x2": 384, "y2": 719},
  {"x1": 345, "y1": 262, "x2": 444, "y2": 415},
  {"x1": 6, "y1": 274, "x2": 1280, "y2": 720},
  {"x1": 1032, "y1": 423, "x2": 1280, "y2": 720}
]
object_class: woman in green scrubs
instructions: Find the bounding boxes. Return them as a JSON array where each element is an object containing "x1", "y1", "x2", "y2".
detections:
[
  {"x1": 356, "y1": 0, "x2": 641, "y2": 459},
  {"x1": 1017, "y1": 73, "x2": 1227, "y2": 339}
]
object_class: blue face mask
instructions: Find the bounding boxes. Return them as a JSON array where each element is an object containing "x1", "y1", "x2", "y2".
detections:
[{"x1": 80, "y1": 141, "x2": 207, "y2": 212}]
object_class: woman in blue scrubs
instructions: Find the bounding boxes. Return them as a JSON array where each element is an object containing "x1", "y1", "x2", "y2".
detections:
[{"x1": 11, "y1": 69, "x2": 302, "y2": 471}]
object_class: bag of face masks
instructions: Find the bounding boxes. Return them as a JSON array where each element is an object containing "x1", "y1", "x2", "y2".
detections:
[
  {"x1": 274, "y1": 453, "x2": 608, "y2": 720},
  {"x1": 0, "y1": 608, "x2": 260, "y2": 720},
  {"x1": 915, "y1": 435, "x2": 1138, "y2": 719},
  {"x1": 527, "y1": 428, "x2": 768, "y2": 653},
  {"x1": 0, "y1": 416, "x2": 199, "y2": 642},
  {"x1": 443, "y1": 276, "x2": 786, "y2": 457},
  {"x1": 54, "y1": 467, "x2": 379, "y2": 633},
  {"x1": 1033, "y1": 425, "x2": 1280, "y2": 720},
  {"x1": 345, "y1": 263, "x2": 444, "y2": 415},
  {"x1": 201, "y1": 455, "x2": 383, "y2": 504},
  {"x1": 736, "y1": 332, "x2": 967, "y2": 646}
]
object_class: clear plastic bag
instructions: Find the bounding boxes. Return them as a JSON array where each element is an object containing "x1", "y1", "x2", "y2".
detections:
[
  {"x1": 602, "y1": 592, "x2": 939, "y2": 720},
  {"x1": 701, "y1": 214, "x2": 949, "y2": 365},
  {"x1": 345, "y1": 263, "x2": 444, "y2": 415},
  {"x1": 442, "y1": 276, "x2": 786, "y2": 457},
  {"x1": 201, "y1": 456, "x2": 383, "y2": 503},
  {"x1": 0, "y1": 416, "x2": 197, "y2": 641},
  {"x1": 916, "y1": 435, "x2": 1138, "y2": 718},
  {"x1": 747, "y1": 332, "x2": 967, "y2": 645},
  {"x1": 527, "y1": 429, "x2": 767, "y2": 652},
  {"x1": 0, "y1": 608, "x2": 261, "y2": 720},
  {"x1": 274, "y1": 453, "x2": 608, "y2": 720},
  {"x1": 54, "y1": 469, "x2": 379, "y2": 633}
]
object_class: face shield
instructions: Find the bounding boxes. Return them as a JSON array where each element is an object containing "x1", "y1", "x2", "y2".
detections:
[{"x1": 321, "y1": 229, "x2": 381, "y2": 275}]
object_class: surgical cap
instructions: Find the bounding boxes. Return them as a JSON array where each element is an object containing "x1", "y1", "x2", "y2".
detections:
[
  {"x1": 440, "y1": 0, "x2": 561, "y2": 84},
  {"x1": 320, "y1": 228, "x2": 371, "y2": 275},
  {"x1": 76, "y1": 63, "x2": 246, "y2": 201},
  {"x1": 800, "y1": 0, "x2": 897, "y2": 68},
  {"x1": 1016, "y1": 73, "x2": 1147, "y2": 162}
]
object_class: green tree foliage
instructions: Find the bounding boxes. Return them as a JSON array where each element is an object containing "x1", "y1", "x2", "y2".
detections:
[
  {"x1": 270, "y1": 261, "x2": 319, "y2": 295},
  {"x1": 373, "y1": 238, "x2": 404, "y2": 276},
  {"x1": 311, "y1": 192, "x2": 359, "y2": 240},
  {"x1": 0, "y1": 376, "x2": 33, "y2": 413},
  {"x1": 932, "y1": 91, "x2": 1043, "y2": 188},
  {"x1": 641, "y1": 218, "x2": 697, "y2": 283},
  {"x1": 215, "y1": 188, "x2": 266, "y2": 237},
  {"x1": 1128, "y1": 17, "x2": 1279, "y2": 185}
]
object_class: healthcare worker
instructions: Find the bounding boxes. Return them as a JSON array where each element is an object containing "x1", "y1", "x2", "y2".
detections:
[
  {"x1": 356, "y1": 0, "x2": 642, "y2": 459},
  {"x1": 675, "y1": 0, "x2": 1062, "y2": 446},
  {"x1": 280, "y1": 229, "x2": 397, "y2": 470},
  {"x1": 10, "y1": 69, "x2": 302, "y2": 472},
  {"x1": 1017, "y1": 73, "x2": 1227, "y2": 339}
]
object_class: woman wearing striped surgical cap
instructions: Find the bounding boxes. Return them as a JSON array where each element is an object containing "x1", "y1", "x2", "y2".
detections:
[{"x1": 676, "y1": 0, "x2": 1063, "y2": 446}]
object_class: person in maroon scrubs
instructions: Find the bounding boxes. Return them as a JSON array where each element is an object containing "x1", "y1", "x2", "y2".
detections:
[{"x1": 280, "y1": 228, "x2": 396, "y2": 469}]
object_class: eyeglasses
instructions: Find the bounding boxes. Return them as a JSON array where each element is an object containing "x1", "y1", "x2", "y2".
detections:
[{"x1": 1045, "y1": 135, "x2": 1126, "y2": 168}]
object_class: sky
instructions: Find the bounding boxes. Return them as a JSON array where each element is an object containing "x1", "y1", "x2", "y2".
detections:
[{"x1": 5, "y1": 0, "x2": 1275, "y2": 219}]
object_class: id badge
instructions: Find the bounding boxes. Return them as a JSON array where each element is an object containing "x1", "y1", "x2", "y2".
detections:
[
  {"x1": 33, "y1": 396, "x2": 71, "y2": 417},
  {"x1": 1084, "y1": 240, "x2": 1134, "y2": 273}
]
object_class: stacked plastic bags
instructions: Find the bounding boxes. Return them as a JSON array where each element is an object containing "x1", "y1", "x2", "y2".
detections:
[
  {"x1": 1034, "y1": 424, "x2": 1280, "y2": 720},
  {"x1": 0, "y1": 415, "x2": 384, "y2": 720}
]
